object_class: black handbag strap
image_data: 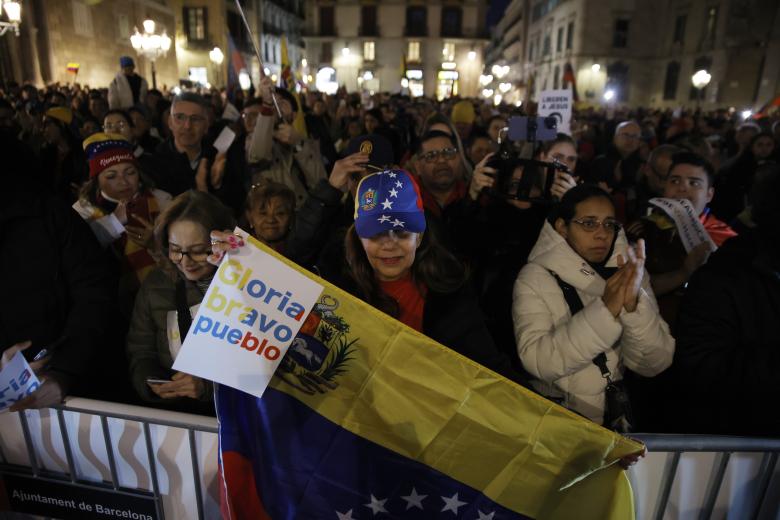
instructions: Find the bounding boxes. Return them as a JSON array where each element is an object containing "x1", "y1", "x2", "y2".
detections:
[
  {"x1": 175, "y1": 279, "x2": 193, "y2": 342},
  {"x1": 549, "y1": 271, "x2": 613, "y2": 382}
]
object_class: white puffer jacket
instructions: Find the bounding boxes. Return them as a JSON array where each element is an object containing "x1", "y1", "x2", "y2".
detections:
[{"x1": 512, "y1": 221, "x2": 674, "y2": 424}]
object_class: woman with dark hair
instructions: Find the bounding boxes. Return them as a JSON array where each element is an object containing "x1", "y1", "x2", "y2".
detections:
[
  {"x1": 73, "y1": 133, "x2": 171, "y2": 313},
  {"x1": 126, "y1": 190, "x2": 235, "y2": 413},
  {"x1": 40, "y1": 106, "x2": 86, "y2": 201},
  {"x1": 513, "y1": 184, "x2": 674, "y2": 429},
  {"x1": 342, "y1": 169, "x2": 521, "y2": 382}
]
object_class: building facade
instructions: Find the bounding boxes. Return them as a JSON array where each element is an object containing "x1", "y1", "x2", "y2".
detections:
[
  {"x1": 302, "y1": 0, "x2": 489, "y2": 99},
  {"x1": 485, "y1": 0, "x2": 780, "y2": 110},
  {"x1": 0, "y1": 0, "x2": 179, "y2": 89}
]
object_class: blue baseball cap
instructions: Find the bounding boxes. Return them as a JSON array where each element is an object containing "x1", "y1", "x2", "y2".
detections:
[
  {"x1": 119, "y1": 56, "x2": 135, "y2": 68},
  {"x1": 354, "y1": 169, "x2": 426, "y2": 239}
]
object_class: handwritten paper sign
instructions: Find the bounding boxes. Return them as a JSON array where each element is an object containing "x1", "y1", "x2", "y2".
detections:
[
  {"x1": 649, "y1": 197, "x2": 717, "y2": 253},
  {"x1": 0, "y1": 352, "x2": 41, "y2": 412},
  {"x1": 173, "y1": 228, "x2": 324, "y2": 398}
]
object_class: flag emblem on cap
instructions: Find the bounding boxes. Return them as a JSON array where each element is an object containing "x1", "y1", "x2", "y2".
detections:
[
  {"x1": 360, "y1": 188, "x2": 377, "y2": 211},
  {"x1": 359, "y1": 140, "x2": 373, "y2": 155}
]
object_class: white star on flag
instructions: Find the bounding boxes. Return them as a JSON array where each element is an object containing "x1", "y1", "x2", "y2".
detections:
[
  {"x1": 391, "y1": 218, "x2": 405, "y2": 228},
  {"x1": 441, "y1": 493, "x2": 467, "y2": 514},
  {"x1": 477, "y1": 511, "x2": 496, "y2": 520},
  {"x1": 336, "y1": 509, "x2": 356, "y2": 520},
  {"x1": 377, "y1": 214, "x2": 391, "y2": 223},
  {"x1": 400, "y1": 487, "x2": 427, "y2": 510},
  {"x1": 364, "y1": 495, "x2": 388, "y2": 515},
  {"x1": 388, "y1": 172, "x2": 397, "y2": 178},
  {"x1": 395, "y1": 180, "x2": 403, "y2": 188},
  {"x1": 381, "y1": 198, "x2": 393, "y2": 210},
  {"x1": 389, "y1": 188, "x2": 399, "y2": 198}
]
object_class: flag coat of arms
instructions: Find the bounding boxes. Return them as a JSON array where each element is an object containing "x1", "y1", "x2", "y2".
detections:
[{"x1": 217, "y1": 237, "x2": 642, "y2": 520}]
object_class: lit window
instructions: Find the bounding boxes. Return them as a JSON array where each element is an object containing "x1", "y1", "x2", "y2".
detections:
[
  {"x1": 408, "y1": 41, "x2": 421, "y2": 62},
  {"x1": 442, "y1": 42, "x2": 455, "y2": 61},
  {"x1": 364, "y1": 41, "x2": 375, "y2": 61}
]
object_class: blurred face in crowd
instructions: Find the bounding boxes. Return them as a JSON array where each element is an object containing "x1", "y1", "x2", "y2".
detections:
[
  {"x1": 103, "y1": 113, "x2": 134, "y2": 143},
  {"x1": 664, "y1": 163, "x2": 713, "y2": 216},
  {"x1": 468, "y1": 136, "x2": 494, "y2": 167},
  {"x1": 247, "y1": 196, "x2": 293, "y2": 244},
  {"x1": 169, "y1": 100, "x2": 208, "y2": 150},
  {"x1": 98, "y1": 162, "x2": 140, "y2": 201},
  {"x1": 278, "y1": 97, "x2": 294, "y2": 124},
  {"x1": 129, "y1": 110, "x2": 150, "y2": 139},
  {"x1": 645, "y1": 152, "x2": 674, "y2": 196},
  {"x1": 122, "y1": 65, "x2": 135, "y2": 76},
  {"x1": 541, "y1": 141, "x2": 578, "y2": 174},
  {"x1": 364, "y1": 113, "x2": 380, "y2": 134},
  {"x1": 555, "y1": 196, "x2": 618, "y2": 264},
  {"x1": 43, "y1": 119, "x2": 64, "y2": 145},
  {"x1": 751, "y1": 135, "x2": 775, "y2": 161},
  {"x1": 347, "y1": 119, "x2": 362, "y2": 140},
  {"x1": 50, "y1": 93, "x2": 66, "y2": 107},
  {"x1": 381, "y1": 104, "x2": 396, "y2": 123},
  {"x1": 360, "y1": 230, "x2": 422, "y2": 282},
  {"x1": 417, "y1": 136, "x2": 462, "y2": 194},
  {"x1": 89, "y1": 98, "x2": 108, "y2": 121},
  {"x1": 167, "y1": 220, "x2": 215, "y2": 282},
  {"x1": 242, "y1": 104, "x2": 261, "y2": 134},
  {"x1": 736, "y1": 126, "x2": 758, "y2": 151},
  {"x1": 313, "y1": 100, "x2": 326, "y2": 117},
  {"x1": 80, "y1": 120, "x2": 101, "y2": 140},
  {"x1": 487, "y1": 117, "x2": 507, "y2": 143},
  {"x1": 613, "y1": 121, "x2": 641, "y2": 157}
]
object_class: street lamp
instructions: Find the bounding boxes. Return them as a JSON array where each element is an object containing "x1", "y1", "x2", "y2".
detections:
[
  {"x1": 130, "y1": 19, "x2": 172, "y2": 89},
  {"x1": 691, "y1": 69, "x2": 711, "y2": 109},
  {"x1": 209, "y1": 47, "x2": 224, "y2": 88},
  {"x1": 0, "y1": 1, "x2": 22, "y2": 37}
]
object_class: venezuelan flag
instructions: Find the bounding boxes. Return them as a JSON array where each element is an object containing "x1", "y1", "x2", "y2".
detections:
[{"x1": 218, "y1": 237, "x2": 642, "y2": 520}]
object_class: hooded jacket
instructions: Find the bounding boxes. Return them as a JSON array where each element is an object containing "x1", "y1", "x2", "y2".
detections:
[{"x1": 512, "y1": 221, "x2": 674, "y2": 424}]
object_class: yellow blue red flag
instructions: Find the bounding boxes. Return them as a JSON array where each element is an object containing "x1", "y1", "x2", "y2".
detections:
[{"x1": 217, "y1": 237, "x2": 642, "y2": 520}]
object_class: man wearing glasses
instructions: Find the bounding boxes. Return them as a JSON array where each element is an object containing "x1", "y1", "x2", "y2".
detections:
[
  {"x1": 147, "y1": 92, "x2": 217, "y2": 197},
  {"x1": 412, "y1": 130, "x2": 467, "y2": 220}
]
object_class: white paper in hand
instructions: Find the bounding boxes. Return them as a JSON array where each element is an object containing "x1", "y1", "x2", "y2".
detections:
[
  {"x1": 214, "y1": 126, "x2": 236, "y2": 154},
  {"x1": 0, "y1": 352, "x2": 41, "y2": 412}
]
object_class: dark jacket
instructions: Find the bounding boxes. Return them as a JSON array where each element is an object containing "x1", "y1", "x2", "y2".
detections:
[
  {"x1": 672, "y1": 232, "x2": 780, "y2": 435},
  {"x1": 143, "y1": 138, "x2": 217, "y2": 197},
  {"x1": 0, "y1": 189, "x2": 113, "y2": 393},
  {"x1": 586, "y1": 146, "x2": 642, "y2": 192}
]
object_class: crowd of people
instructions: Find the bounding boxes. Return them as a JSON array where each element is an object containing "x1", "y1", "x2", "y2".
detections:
[{"x1": 1, "y1": 55, "x2": 779, "y2": 437}]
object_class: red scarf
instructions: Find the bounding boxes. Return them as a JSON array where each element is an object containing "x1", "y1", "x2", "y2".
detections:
[{"x1": 700, "y1": 211, "x2": 738, "y2": 247}]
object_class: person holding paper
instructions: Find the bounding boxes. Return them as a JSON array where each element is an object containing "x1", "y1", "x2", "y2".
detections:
[
  {"x1": 126, "y1": 191, "x2": 235, "y2": 413},
  {"x1": 73, "y1": 133, "x2": 171, "y2": 315}
]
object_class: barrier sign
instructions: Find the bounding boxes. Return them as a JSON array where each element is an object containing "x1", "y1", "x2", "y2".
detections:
[{"x1": 0, "y1": 473, "x2": 158, "y2": 519}]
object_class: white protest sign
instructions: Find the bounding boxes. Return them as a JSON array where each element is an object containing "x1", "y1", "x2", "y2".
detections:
[
  {"x1": 538, "y1": 89, "x2": 572, "y2": 135},
  {"x1": 173, "y1": 228, "x2": 324, "y2": 398},
  {"x1": 0, "y1": 351, "x2": 41, "y2": 412},
  {"x1": 649, "y1": 198, "x2": 717, "y2": 253}
]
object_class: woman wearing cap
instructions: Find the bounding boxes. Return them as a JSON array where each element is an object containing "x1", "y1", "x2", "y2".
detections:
[
  {"x1": 73, "y1": 133, "x2": 171, "y2": 313},
  {"x1": 512, "y1": 184, "x2": 674, "y2": 430},
  {"x1": 343, "y1": 170, "x2": 520, "y2": 381},
  {"x1": 127, "y1": 191, "x2": 235, "y2": 412}
]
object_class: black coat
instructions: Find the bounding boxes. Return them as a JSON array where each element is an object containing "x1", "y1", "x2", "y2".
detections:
[
  {"x1": 143, "y1": 138, "x2": 217, "y2": 197},
  {"x1": 0, "y1": 189, "x2": 114, "y2": 392},
  {"x1": 671, "y1": 232, "x2": 780, "y2": 435}
]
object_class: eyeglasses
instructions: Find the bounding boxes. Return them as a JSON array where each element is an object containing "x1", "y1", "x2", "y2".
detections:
[
  {"x1": 172, "y1": 113, "x2": 207, "y2": 125},
  {"x1": 418, "y1": 147, "x2": 458, "y2": 163},
  {"x1": 104, "y1": 121, "x2": 128, "y2": 132},
  {"x1": 168, "y1": 248, "x2": 211, "y2": 263},
  {"x1": 571, "y1": 218, "x2": 622, "y2": 233}
]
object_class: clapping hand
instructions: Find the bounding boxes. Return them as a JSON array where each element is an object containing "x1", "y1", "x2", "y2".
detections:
[{"x1": 602, "y1": 239, "x2": 646, "y2": 316}]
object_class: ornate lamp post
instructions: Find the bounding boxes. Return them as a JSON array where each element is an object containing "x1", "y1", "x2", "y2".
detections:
[
  {"x1": 209, "y1": 47, "x2": 224, "y2": 88},
  {"x1": 691, "y1": 69, "x2": 712, "y2": 109},
  {"x1": 0, "y1": 1, "x2": 22, "y2": 37},
  {"x1": 130, "y1": 19, "x2": 171, "y2": 89}
]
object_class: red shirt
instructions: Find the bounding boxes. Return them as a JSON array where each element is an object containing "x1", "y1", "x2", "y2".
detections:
[
  {"x1": 417, "y1": 178, "x2": 467, "y2": 218},
  {"x1": 379, "y1": 275, "x2": 426, "y2": 332}
]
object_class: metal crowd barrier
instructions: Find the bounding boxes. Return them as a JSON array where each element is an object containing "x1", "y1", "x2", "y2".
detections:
[
  {"x1": 1, "y1": 399, "x2": 779, "y2": 519},
  {"x1": 0, "y1": 398, "x2": 219, "y2": 520}
]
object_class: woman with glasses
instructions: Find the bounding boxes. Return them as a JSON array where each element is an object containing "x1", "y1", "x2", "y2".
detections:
[
  {"x1": 126, "y1": 190, "x2": 234, "y2": 412},
  {"x1": 73, "y1": 133, "x2": 172, "y2": 315},
  {"x1": 512, "y1": 184, "x2": 674, "y2": 428}
]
